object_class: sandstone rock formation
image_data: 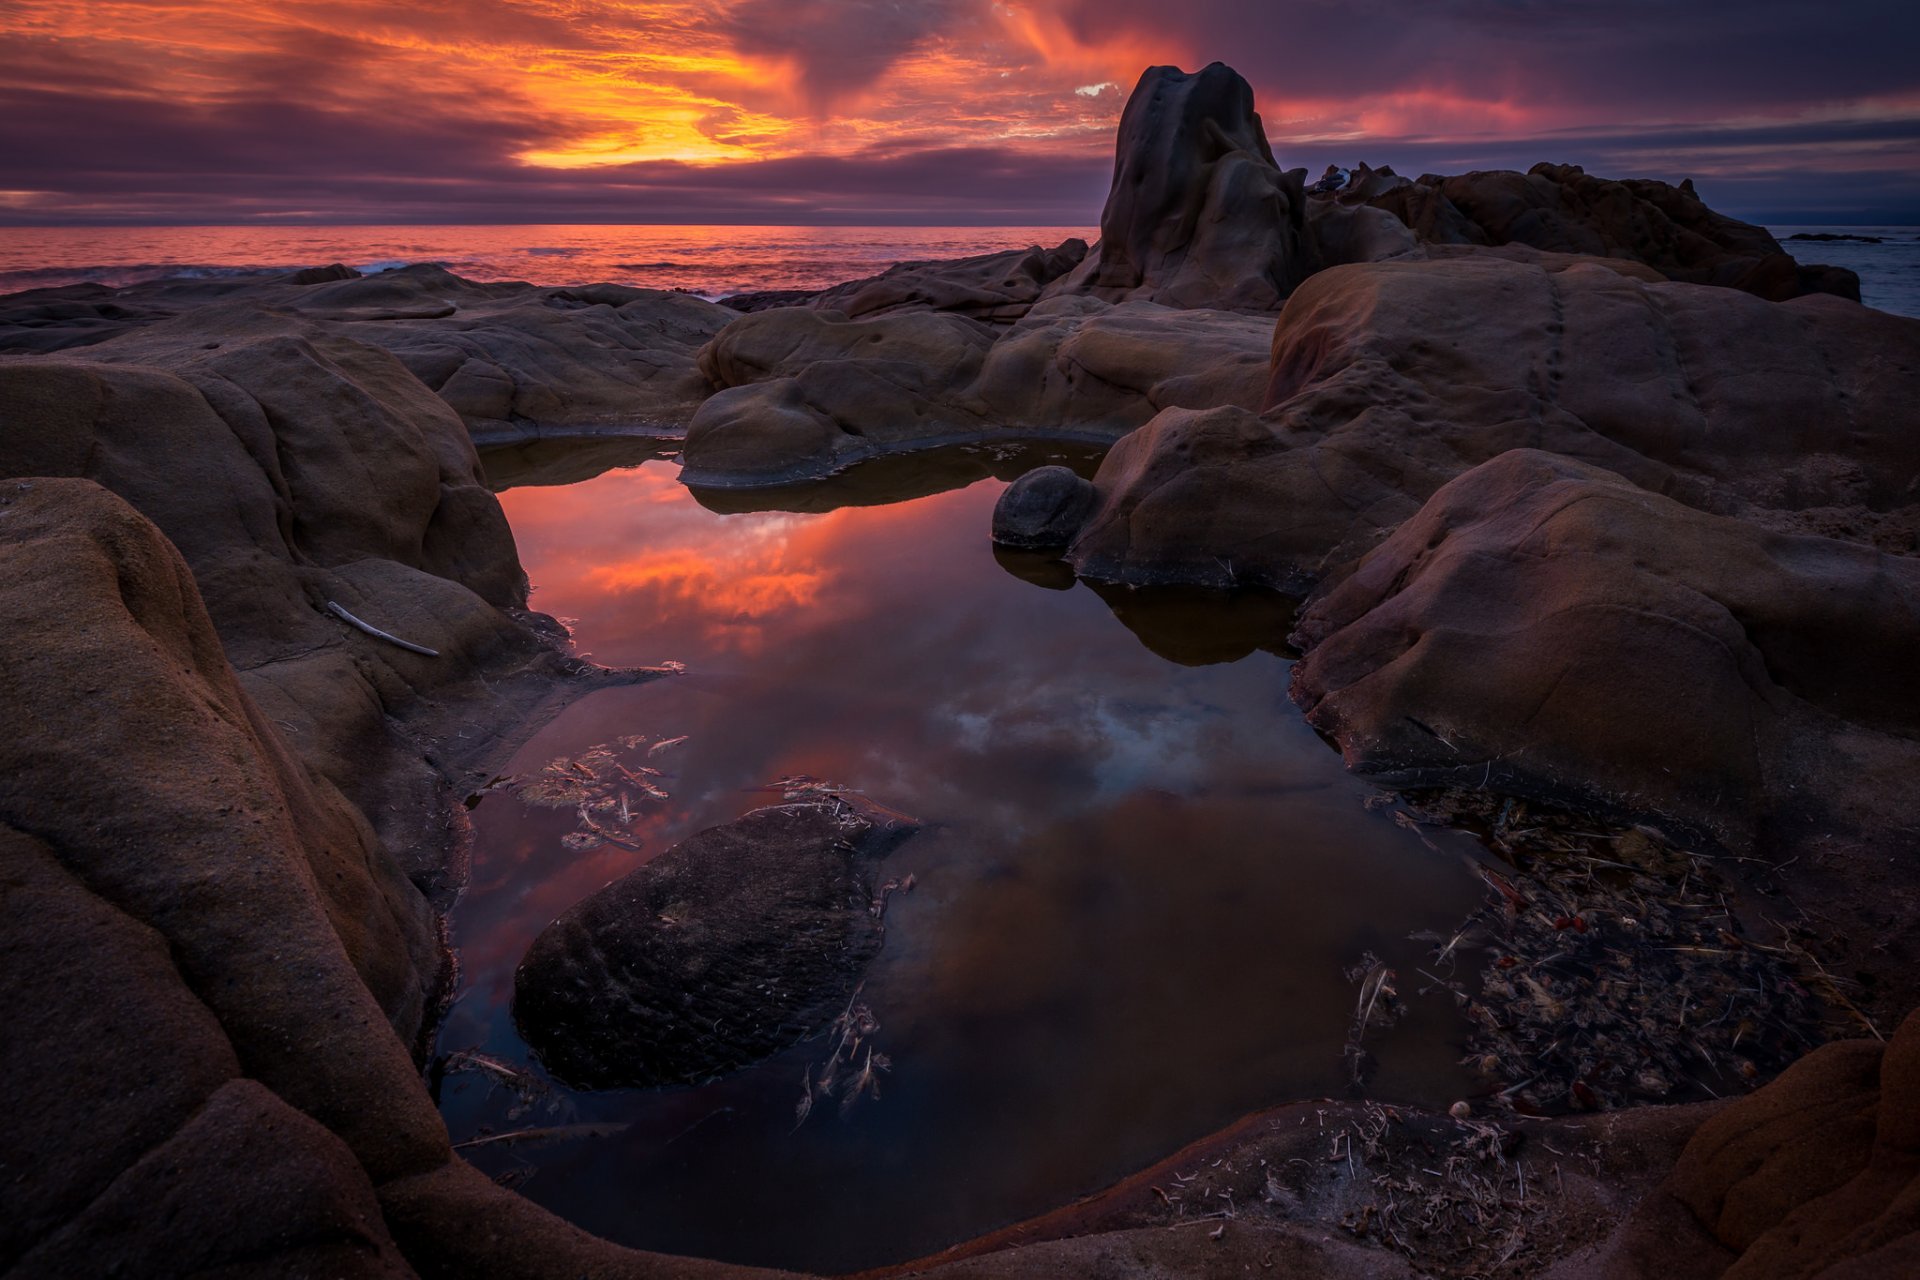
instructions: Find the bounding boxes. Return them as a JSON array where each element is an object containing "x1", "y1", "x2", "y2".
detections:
[
  {"x1": 1044, "y1": 62, "x2": 1313, "y2": 311},
  {"x1": 0, "y1": 325, "x2": 589, "y2": 912},
  {"x1": 1341, "y1": 161, "x2": 1860, "y2": 302},
  {"x1": 1290, "y1": 449, "x2": 1920, "y2": 851},
  {"x1": 0, "y1": 264, "x2": 734, "y2": 444},
  {"x1": 1570, "y1": 1009, "x2": 1920, "y2": 1279},
  {"x1": 1048, "y1": 254, "x2": 1920, "y2": 593},
  {"x1": 514, "y1": 795, "x2": 919, "y2": 1089},
  {"x1": 724, "y1": 240, "x2": 1088, "y2": 324},
  {"x1": 0, "y1": 479, "x2": 776, "y2": 1279},
  {"x1": 682, "y1": 297, "x2": 1272, "y2": 483}
]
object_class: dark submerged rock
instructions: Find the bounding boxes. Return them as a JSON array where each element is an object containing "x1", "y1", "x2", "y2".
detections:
[
  {"x1": 991, "y1": 465, "x2": 1097, "y2": 549},
  {"x1": 514, "y1": 795, "x2": 920, "y2": 1089}
]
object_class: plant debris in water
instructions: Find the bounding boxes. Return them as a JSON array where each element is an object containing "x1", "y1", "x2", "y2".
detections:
[
  {"x1": 1393, "y1": 791, "x2": 1827, "y2": 1113},
  {"x1": 749, "y1": 772, "x2": 860, "y2": 800},
  {"x1": 1343, "y1": 952, "x2": 1405, "y2": 1087},
  {"x1": 441, "y1": 1048, "x2": 563, "y2": 1125},
  {"x1": 793, "y1": 983, "x2": 895, "y2": 1130},
  {"x1": 510, "y1": 733, "x2": 689, "y2": 854}
]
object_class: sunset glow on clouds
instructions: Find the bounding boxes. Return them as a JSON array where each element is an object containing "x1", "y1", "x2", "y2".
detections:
[{"x1": 2, "y1": 0, "x2": 1916, "y2": 223}]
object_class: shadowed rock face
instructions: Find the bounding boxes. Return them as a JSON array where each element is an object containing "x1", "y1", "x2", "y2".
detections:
[
  {"x1": 514, "y1": 796, "x2": 919, "y2": 1090},
  {"x1": 0, "y1": 478, "x2": 784, "y2": 1280},
  {"x1": 1574, "y1": 1009, "x2": 1920, "y2": 1280},
  {"x1": 0, "y1": 264, "x2": 735, "y2": 443},
  {"x1": 1060, "y1": 254, "x2": 1920, "y2": 593},
  {"x1": 1289, "y1": 449, "x2": 1920, "y2": 850},
  {"x1": 0, "y1": 325, "x2": 584, "y2": 913},
  {"x1": 991, "y1": 465, "x2": 1097, "y2": 550},
  {"x1": 0, "y1": 479, "x2": 447, "y2": 1273},
  {"x1": 1046, "y1": 62, "x2": 1312, "y2": 311},
  {"x1": 1345, "y1": 161, "x2": 1860, "y2": 302},
  {"x1": 682, "y1": 298, "x2": 1273, "y2": 483}
]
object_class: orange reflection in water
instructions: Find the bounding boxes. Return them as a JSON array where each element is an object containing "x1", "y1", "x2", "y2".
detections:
[
  {"x1": 451, "y1": 458, "x2": 1490, "y2": 1273},
  {"x1": 500, "y1": 463, "x2": 985, "y2": 663}
]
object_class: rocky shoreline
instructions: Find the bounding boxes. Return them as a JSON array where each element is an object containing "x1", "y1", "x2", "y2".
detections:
[{"x1": 5, "y1": 59, "x2": 1919, "y2": 1280}]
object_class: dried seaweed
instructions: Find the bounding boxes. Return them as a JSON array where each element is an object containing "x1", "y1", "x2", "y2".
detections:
[
  {"x1": 1343, "y1": 952, "x2": 1405, "y2": 1088},
  {"x1": 1399, "y1": 792, "x2": 1827, "y2": 1113},
  {"x1": 511, "y1": 733, "x2": 686, "y2": 855},
  {"x1": 1330, "y1": 1104, "x2": 1545, "y2": 1276},
  {"x1": 442, "y1": 1049, "x2": 560, "y2": 1124},
  {"x1": 793, "y1": 984, "x2": 895, "y2": 1129}
]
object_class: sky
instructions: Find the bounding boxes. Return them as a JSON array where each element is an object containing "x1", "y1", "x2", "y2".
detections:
[{"x1": 2, "y1": 0, "x2": 1916, "y2": 225}]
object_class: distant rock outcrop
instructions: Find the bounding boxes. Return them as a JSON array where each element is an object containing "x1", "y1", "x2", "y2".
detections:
[
  {"x1": 0, "y1": 264, "x2": 735, "y2": 443},
  {"x1": 1338, "y1": 161, "x2": 1861, "y2": 302},
  {"x1": 775, "y1": 240, "x2": 1087, "y2": 324}
]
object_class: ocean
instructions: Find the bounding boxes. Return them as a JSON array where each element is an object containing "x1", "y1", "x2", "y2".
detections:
[
  {"x1": 0, "y1": 223, "x2": 1914, "y2": 317},
  {"x1": 0, "y1": 225, "x2": 1096, "y2": 300}
]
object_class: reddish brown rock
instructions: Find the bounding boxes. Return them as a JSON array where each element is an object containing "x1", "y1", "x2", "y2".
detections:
[
  {"x1": 1289, "y1": 449, "x2": 1920, "y2": 850},
  {"x1": 1063, "y1": 253, "x2": 1920, "y2": 591},
  {"x1": 1349, "y1": 162, "x2": 1860, "y2": 303},
  {"x1": 1577, "y1": 1011, "x2": 1920, "y2": 1280},
  {"x1": 1045, "y1": 62, "x2": 1312, "y2": 311}
]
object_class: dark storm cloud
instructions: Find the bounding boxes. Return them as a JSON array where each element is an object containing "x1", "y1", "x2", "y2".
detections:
[
  {"x1": 720, "y1": 0, "x2": 979, "y2": 109},
  {"x1": 1066, "y1": 0, "x2": 1920, "y2": 113}
]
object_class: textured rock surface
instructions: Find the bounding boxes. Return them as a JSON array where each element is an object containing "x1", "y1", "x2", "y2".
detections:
[
  {"x1": 0, "y1": 264, "x2": 733, "y2": 443},
  {"x1": 798, "y1": 240, "x2": 1088, "y2": 324},
  {"x1": 1045, "y1": 62, "x2": 1311, "y2": 311},
  {"x1": 682, "y1": 297, "x2": 1272, "y2": 482},
  {"x1": 0, "y1": 478, "x2": 783, "y2": 1280},
  {"x1": 1064, "y1": 253, "x2": 1920, "y2": 591},
  {"x1": 0, "y1": 480, "x2": 449, "y2": 1268},
  {"x1": 990, "y1": 465, "x2": 1096, "y2": 549},
  {"x1": 1289, "y1": 449, "x2": 1920, "y2": 850},
  {"x1": 515, "y1": 796, "x2": 919, "y2": 1089},
  {"x1": 1343, "y1": 161, "x2": 1859, "y2": 302},
  {"x1": 0, "y1": 327, "x2": 590, "y2": 911},
  {"x1": 1561, "y1": 1011, "x2": 1920, "y2": 1280}
]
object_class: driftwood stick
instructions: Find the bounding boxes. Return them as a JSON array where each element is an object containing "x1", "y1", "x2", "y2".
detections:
[{"x1": 324, "y1": 600, "x2": 439, "y2": 657}]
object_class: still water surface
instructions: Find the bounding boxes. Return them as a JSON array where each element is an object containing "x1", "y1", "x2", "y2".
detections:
[{"x1": 435, "y1": 444, "x2": 1487, "y2": 1272}]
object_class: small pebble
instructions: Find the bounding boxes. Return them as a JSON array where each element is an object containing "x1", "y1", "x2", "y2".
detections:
[{"x1": 1449, "y1": 1101, "x2": 1472, "y2": 1119}]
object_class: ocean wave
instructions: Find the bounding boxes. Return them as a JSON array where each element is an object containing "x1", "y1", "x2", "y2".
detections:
[
  {"x1": 0, "y1": 262, "x2": 301, "y2": 292},
  {"x1": 354, "y1": 258, "x2": 448, "y2": 274}
]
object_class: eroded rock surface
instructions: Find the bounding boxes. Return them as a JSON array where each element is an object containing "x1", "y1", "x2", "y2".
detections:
[
  {"x1": 1290, "y1": 449, "x2": 1920, "y2": 850},
  {"x1": 1045, "y1": 62, "x2": 1312, "y2": 311},
  {"x1": 683, "y1": 297, "x2": 1273, "y2": 482},
  {"x1": 1061, "y1": 253, "x2": 1920, "y2": 591},
  {"x1": 515, "y1": 796, "x2": 920, "y2": 1089},
  {"x1": 1344, "y1": 161, "x2": 1861, "y2": 303},
  {"x1": 1570, "y1": 1010, "x2": 1920, "y2": 1279},
  {"x1": 0, "y1": 325, "x2": 597, "y2": 910},
  {"x1": 0, "y1": 479, "x2": 449, "y2": 1271},
  {"x1": 0, "y1": 264, "x2": 733, "y2": 444},
  {"x1": 793, "y1": 240, "x2": 1087, "y2": 324}
]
